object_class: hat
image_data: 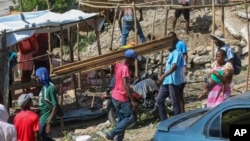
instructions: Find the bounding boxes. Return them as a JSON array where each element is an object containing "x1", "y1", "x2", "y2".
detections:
[
  {"x1": 124, "y1": 49, "x2": 138, "y2": 60},
  {"x1": 209, "y1": 31, "x2": 226, "y2": 42},
  {"x1": 17, "y1": 93, "x2": 33, "y2": 107}
]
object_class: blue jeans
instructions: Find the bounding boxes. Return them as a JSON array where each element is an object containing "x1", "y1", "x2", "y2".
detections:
[
  {"x1": 40, "y1": 123, "x2": 54, "y2": 141},
  {"x1": 121, "y1": 19, "x2": 146, "y2": 46},
  {"x1": 156, "y1": 84, "x2": 182, "y2": 121},
  {"x1": 107, "y1": 99, "x2": 134, "y2": 141}
]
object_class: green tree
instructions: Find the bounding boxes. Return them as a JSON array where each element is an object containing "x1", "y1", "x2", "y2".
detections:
[{"x1": 12, "y1": 0, "x2": 76, "y2": 12}]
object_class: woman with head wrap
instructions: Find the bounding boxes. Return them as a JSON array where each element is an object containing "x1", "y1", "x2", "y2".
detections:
[
  {"x1": 0, "y1": 104, "x2": 17, "y2": 141},
  {"x1": 35, "y1": 67, "x2": 58, "y2": 141}
]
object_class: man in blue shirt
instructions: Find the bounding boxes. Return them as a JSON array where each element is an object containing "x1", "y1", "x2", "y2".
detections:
[
  {"x1": 168, "y1": 31, "x2": 188, "y2": 113},
  {"x1": 156, "y1": 38, "x2": 185, "y2": 121}
]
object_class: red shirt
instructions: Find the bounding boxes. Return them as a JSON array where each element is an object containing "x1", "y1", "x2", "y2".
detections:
[
  {"x1": 112, "y1": 62, "x2": 130, "y2": 102},
  {"x1": 14, "y1": 110, "x2": 39, "y2": 141}
]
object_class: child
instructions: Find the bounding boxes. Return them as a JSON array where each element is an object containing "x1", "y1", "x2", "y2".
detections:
[{"x1": 198, "y1": 60, "x2": 233, "y2": 100}]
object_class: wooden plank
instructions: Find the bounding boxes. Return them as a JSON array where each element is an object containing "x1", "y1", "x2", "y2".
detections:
[
  {"x1": 0, "y1": 30, "x2": 9, "y2": 108},
  {"x1": 52, "y1": 36, "x2": 172, "y2": 75}
]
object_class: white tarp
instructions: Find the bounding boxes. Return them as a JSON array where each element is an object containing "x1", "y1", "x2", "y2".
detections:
[{"x1": 0, "y1": 9, "x2": 99, "y2": 48}]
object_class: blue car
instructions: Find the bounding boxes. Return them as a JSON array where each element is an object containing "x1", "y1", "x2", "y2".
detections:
[{"x1": 154, "y1": 93, "x2": 250, "y2": 141}]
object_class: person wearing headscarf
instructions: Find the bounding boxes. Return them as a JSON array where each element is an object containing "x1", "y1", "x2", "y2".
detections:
[
  {"x1": 35, "y1": 67, "x2": 58, "y2": 141},
  {"x1": 0, "y1": 104, "x2": 17, "y2": 141},
  {"x1": 14, "y1": 93, "x2": 40, "y2": 141},
  {"x1": 8, "y1": 52, "x2": 17, "y2": 107}
]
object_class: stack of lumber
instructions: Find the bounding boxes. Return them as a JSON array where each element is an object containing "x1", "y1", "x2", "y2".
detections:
[{"x1": 52, "y1": 36, "x2": 172, "y2": 75}]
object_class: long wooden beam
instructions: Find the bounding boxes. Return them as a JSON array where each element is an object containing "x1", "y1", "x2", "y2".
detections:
[{"x1": 52, "y1": 36, "x2": 172, "y2": 75}]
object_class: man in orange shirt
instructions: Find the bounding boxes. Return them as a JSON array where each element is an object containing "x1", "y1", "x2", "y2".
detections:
[{"x1": 14, "y1": 93, "x2": 40, "y2": 141}]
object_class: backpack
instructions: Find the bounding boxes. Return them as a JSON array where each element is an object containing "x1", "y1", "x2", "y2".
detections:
[
  {"x1": 232, "y1": 53, "x2": 242, "y2": 75},
  {"x1": 223, "y1": 45, "x2": 242, "y2": 75}
]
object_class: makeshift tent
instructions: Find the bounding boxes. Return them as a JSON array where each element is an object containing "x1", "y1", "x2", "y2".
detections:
[
  {"x1": 0, "y1": 9, "x2": 101, "y2": 48},
  {"x1": 0, "y1": 9, "x2": 103, "y2": 110}
]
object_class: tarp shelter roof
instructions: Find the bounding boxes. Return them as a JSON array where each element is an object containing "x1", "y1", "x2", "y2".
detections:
[{"x1": 0, "y1": 9, "x2": 98, "y2": 48}]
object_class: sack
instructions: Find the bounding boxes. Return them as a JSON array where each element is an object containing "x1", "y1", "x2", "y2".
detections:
[{"x1": 232, "y1": 53, "x2": 242, "y2": 75}]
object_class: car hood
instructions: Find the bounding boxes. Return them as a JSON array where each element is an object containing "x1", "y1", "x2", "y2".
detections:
[{"x1": 157, "y1": 108, "x2": 209, "y2": 132}]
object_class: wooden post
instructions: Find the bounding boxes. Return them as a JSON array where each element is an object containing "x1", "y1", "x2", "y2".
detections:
[
  {"x1": 0, "y1": 30, "x2": 10, "y2": 110},
  {"x1": 211, "y1": 0, "x2": 215, "y2": 61},
  {"x1": 95, "y1": 17, "x2": 102, "y2": 55},
  {"x1": 110, "y1": 4, "x2": 119, "y2": 50},
  {"x1": 164, "y1": 6, "x2": 169, "y2": 37},
  {"x1": 68, "y1": 27, "x2": 79, "y2": 108},
  {"x1": 221, "y1": 6, "x2": 225, "y2": 34},
  {"x1": 245, "y1": 0, "x2": 250, "y2": 92},
  {"x1": 77, "y1": 24, "x2": 82, "y2": 90},
  {"x1": 132, "y1": 2, "x2": 138, "y2": 44},
  {"x1": 132, "y1": 2, "x2": 139, "y2": 78},
  {"x1": 151, "y1": 8, "x2": 156, "y2": 41},
  {"x1": 47, "y1": 32, "x2": 53, "y2": 74},
  {"x1": 46, "y1": 0, "x2": 51, "y2": 10},
  {"x1": 59, "y1": 25, "x2": 64, "y2": 106},
  {"x1": 19, "y1": 0, "x2": 23, "y2": 12}
]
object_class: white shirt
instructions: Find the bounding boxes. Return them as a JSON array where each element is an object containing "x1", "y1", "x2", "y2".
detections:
[{"x1": 0, "y1": 121, "x2": 17, "y2": 141}]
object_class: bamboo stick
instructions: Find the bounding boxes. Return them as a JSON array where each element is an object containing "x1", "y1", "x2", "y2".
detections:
[
  {"x1": 245, "y1": 0, "x2": 250, "y2": 92},
  {"x1": 59, "y1": 25, "x2": 64, "y2": 106},
  {"x1": 132, "y1": 2, "x2": 138, "y2": 44},
  {"x1": 110, "y1": 4, "x2": 120, "y2": 50},
  {"x1": 164, "y1": 6, "x2": 169, "y2": 37}
]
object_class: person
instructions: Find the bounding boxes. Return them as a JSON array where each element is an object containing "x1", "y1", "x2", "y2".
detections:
[
  {"x1": 172, "y1": 0, "x2": 190, "y2": 34},
  {"x1": 156, "y1": 41, "x2": 185, "y2": 121},
  {"x1": 35, "y1": 67, "x2": 58, "y2": 141},
  {"x1": 119, "y1": 0, "x2": 146, "y2": 46},
  {"x1": 209, "y1": 30, "x2": 234, "y2": 63},
  {"x1": 14, "y1": 93, "x2": 40, "y2": 141},
  {"x1": 202, "y1": 49, "x2": 233, "y2": 108},
  {"x1": 18, "y1": 36, "x2": 37, "y2": 92},
  {"x1": 9, "y1": 52, "x2": 17, "y2": 108},
  {"x1": 105, "y1": 49, "x2": 138, "y2": 141},
  {"x1": 168, "y1": 31, "x2": 188, "y2": 113},
  {"x1": 34, "y1": 33, "x2": 50, "y2": 73},
  {"x1": 0, "y1": 104, "x2": 17, "y2": 141}
]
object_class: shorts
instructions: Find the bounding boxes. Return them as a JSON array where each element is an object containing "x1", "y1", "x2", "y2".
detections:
[{"x1": 174, "y1": 4, "x2": 190, "y2": 21}]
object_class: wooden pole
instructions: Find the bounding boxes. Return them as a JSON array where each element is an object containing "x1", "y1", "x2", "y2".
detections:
[
  {"x1": 0, "y1": 30, "x2": 10, "y2": 110},
  {"x1": 151, "y1": 8, "x2": 156, "y2": 41},
  {"x1": 68, "y1": 27, "x2": 79, "y2": 108},
  {"x1": 77, "y1": 24, "x2": 82, "y2": 90},
  {"x1": 46, "y1": 0, "x2": 51, "y2": 10},
  {"x1": 211, "y1": 0, "x2": 215, "y2": 61},
  {"x1": 245, "y1": 0, "x2": 250, "y2": 92},
  {"x1": 132, "y1": 2, "x2": 138, "y2": 44},
  {"x1": 132, "y1": 2, "x2": 139, "y2": 78},
  {"x1": 59, "y1": 25, "x2": 64, "y2": 106},
  {"x1": 164, "y1": 6, "x2": 169, "y2": 37},
  {"x1": 19, "y1": 0, "x2": 23, "y2": 12},
  {"x1": 95, "y1": 17, "x2": 102, "y2": 55},
  {"x1": 47, "y1": 33, "x2": 53, "y2": 74},
  {"x1": 110, "y1": 4, "x2": 119, "y2": 50},
  {"x1": 221, "y1": 6, "x2": 225, "y2": 34}
]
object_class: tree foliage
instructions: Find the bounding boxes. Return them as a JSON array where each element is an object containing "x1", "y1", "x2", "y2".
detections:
[{"x1": 12, "y1": 0, "x2": 76, "y2": 13}]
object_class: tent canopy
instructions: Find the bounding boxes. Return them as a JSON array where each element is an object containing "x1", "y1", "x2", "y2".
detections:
[{"x1": 0, "y1": 9, "x2": 99, "y2": 48}]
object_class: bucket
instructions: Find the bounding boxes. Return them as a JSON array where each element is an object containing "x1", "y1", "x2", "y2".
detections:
[{"x1": 76, "y1": 135, "x2": 92, "y2": 141}]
